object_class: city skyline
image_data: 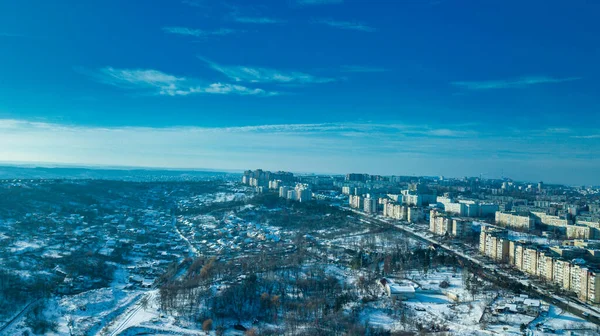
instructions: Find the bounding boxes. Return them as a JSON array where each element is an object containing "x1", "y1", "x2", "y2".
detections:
[
  {"x1": 0, "y1": 162, "x2": 587, "y2": 189},
  {"x1": 1, "y1": 1, "x2": 599, "y2": 185}
]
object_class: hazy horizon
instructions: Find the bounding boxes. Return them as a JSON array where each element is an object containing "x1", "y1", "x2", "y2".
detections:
[{"x1": 0, "y1": 161, "x2": 592, "y2": 187}]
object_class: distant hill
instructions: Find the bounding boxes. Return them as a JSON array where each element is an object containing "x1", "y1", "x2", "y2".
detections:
[{"x1": 0, "y1": 165, "x2": 240, "y2": 181}]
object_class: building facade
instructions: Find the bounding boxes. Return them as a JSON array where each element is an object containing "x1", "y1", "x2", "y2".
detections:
[
  {"x1": 495, "y1": 211, "x2": 535, "y2": 230},
  {"x1": 364, "y1": 197, "x2": 377, "y2": 214},
  {"x1": 479, "y1": 226, "x2": 509, "y2": 262}
]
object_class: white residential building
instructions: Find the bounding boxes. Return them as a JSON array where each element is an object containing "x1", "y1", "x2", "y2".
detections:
[
  {"x1": 295, "y1": 184, "x2": 312, "y2": 202},
  {"x1": 279, "y1": 186, "x2": 290, "y2": 198},
  {"x1": 364, "y1": 197, "x2": 377, "y2": 214}
]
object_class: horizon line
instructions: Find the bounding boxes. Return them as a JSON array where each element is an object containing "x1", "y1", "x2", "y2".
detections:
[{"x1": 0, "y1": 161, "x2": 588, "y2": 187}]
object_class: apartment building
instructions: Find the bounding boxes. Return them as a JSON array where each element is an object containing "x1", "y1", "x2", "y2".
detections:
[
  {"x1": 430, "y1": 209, "x2": 450, "y2": 235},
  {"x1": 480, "y1": 226, "x2": 600, "y2": 303},
  {"x1": 479, "y1": 203, "x2": 500, "y2": 217},
  {"x1": 534, "y1": 200, "x2": 551, "y2": 208},
  {"x1": 549, "y1": 245, "x2": 586, "y2": 259},
  {"x1": 566, "y1": 224, "x2": 594, "y2": 239},
  {"x1": 483, "y1": 233, "x2": 497, "y2": 259},
  {"x1": 387, "y1": 194, "x2": 403, "y2": 202},
  {"x1": 569, "y1": 266, "x2": 600, "y2": 304},
  {"x1": 445, "y1": 202, "x2": 466, "y2": 216},
  {"x1": 553, "y1": 258, "x2": 572, "y2": 290},
  {"x1": 479, "y1": 230, "x2": 487, "y2": 254},
  {"x1": 268, "y1": 180, "x2": 281, "y2": 190},
  {"x1": 436, "y1": 196, "x2": 454, "y2": 205},
  {"x1": 480, "y1": 226, "x2": 509, "y2": 262},
  {"x1": 462, "y1": 201, "x2": 479, "y2": 217},
  {"x1": 363, "y1": 196, "x2": 377, "y2": 214},
  {"x1": 437, "y1": 197, "x2": 498, "y2": 218},
  {"x1": 349, "y1": 195, "x2": 363, "y2": 209},
  {"x1": 452, "y1": 218, "x2": 470, "y2": 237},
  {"x1": 383, "y1": 203, "x2": 408, "y2": 220},
  {"x1": 407, "y1": 207, "x2": 423, "y2": 223},
  {"x1": 523, "y1": 247, "x2": 538, "y2": 275},
  {"x1": 536, "y1": 251, "x2": 554, "y2": 282},
  {"x1": 295, "y1": 184, "x2": 312, "y2": 202},
  {"x1": 495, "y1": 211, "x2": 535, "y2": 230},
  {"x1": 383, "y1": 202, "x2": 393, "y2": 217},
  {"x1": 429, "y1": 210, "x2": 470, "y2": 237},
  {"x1": 510, "y1": 241, "x2": 525, "y2": 269},
  {"x1": 586, "y1": 271, "x2": 600, "y2": 303},
  {"x1": 279, "y1": 186, "x2": 290, "y2": 198},
  {"x1": 531, "y1": 211, "x2": 570, "y2": 228},
  {"x1": 402, "y1": 190, "x2": 437, "y2": 207},
  {"x1": 571, "y1": 264, "x2": 585, "y2": 299},
  {"x1": 286, "y1": 190, "x2": 296, "y2": 200},
  {"x1": 404, "y1": 194, "x2": 422, "y2": 207},
  {"x1": 577, "y1": 220, "x2": 600, "y2": 229},
  {"x1": 496, "y1": 237, "x2": 510, "y2": 263}
]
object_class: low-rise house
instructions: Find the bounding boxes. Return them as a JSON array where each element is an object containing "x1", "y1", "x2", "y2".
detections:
[
  {"x1": 523, "y1": 299, "x2": 541, "y2": 316},
  {"x1": 379, "y1": 278, "x2": 415, "y2": 300}
]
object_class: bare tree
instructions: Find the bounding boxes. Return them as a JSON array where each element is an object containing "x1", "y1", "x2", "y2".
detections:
[{"x1": 202, "y1": 319, "x2": 213, "y2": 334}]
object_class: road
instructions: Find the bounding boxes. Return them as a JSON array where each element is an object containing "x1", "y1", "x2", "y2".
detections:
[
  {"x1": 349, "y1": 209, "x2": 600, "y2": 326},
  {"x1": 103, "y1": 292, "x2": 156, "y2": 336},
  {"x1": 0, "y1": 298, "x2": 41, "y2": 334},
  {"x1": 172, "y1": 217, "x2": 199, "y2": 257}
]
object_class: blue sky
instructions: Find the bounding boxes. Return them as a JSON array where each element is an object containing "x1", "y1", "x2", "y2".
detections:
[{"x1": 1, "y1": 0, "x2": 599, "y2": 184}]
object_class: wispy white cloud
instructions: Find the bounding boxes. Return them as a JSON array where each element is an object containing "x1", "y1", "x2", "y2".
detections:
[
  {"x1": 341, "y1": 65, "x2": 388, "y2": 73},
  {"x1": 425, "y1": 129, "x2": 473, "y2": 137},
  {"x1": 162, "y1": 26, "x2": 238, "y2": 37},
  {"x1": 219, "y1": 123, "x2": 477, "y2": 138},
  {"x1": 203, "y1": 83, "x2": 276, "y2": 96},
  {"x1": 572, "y1": 134, "x2": 600, "y2": 139},
  {"x1": 232, "y1": 15, "x2": 285, "y2": 24},
  {"x1": 84, "y1": 67, "x2": 277, "y2": 97},
  {"x1": 297, "y1": 0, "x2": 343, "y2": 5},
  {"x1": 451, "y1": 76, "x2": 581, "y2": 90},
  {"x1": 92, "y1": 67, "x2": 184, "y2": 94},
  {"x1": 544, "y1": 128, "x2": 572, "y2": 134},
  {"x1": 199, "y1": 57, "x2": 335, "y2": 84},
  {"x1": 314, "y1": 19, "x2": 376, "y2": 32}
]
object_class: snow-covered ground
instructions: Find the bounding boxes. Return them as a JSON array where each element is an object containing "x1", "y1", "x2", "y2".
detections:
[
  {"x1": 528, "y1": 305, "x2": 600, "y2": 335},
  {"x1": 350, "y1": 266, "x2": 600, "y2": 336},
  {"x1": 9, "y1": 240, "x2": 44, "y2": 253}
]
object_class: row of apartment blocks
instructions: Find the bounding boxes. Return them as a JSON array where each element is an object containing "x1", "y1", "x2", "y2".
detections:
[
  {"x1": 278, "y1": 184, "x2": 313, "y2": 202},
  {"x1": 436, "y1": 196, "x2": 499, "y2": 218},
  {"x1": 381, "y1": 201, "x2": 423, "y2": 223},
  {"x1": 495, "y1": 211, "x2": 600, "y2": 239},
  {"x1": 429, "y1": 209, "x2": 471, "y2": 238},
  {"x1": 349, "y1": 191, "x2": 437, "y2": 207},
  {"x1": 494, "y1": 211, "x2": 536, "y2": 231},
  {"x1": 349, "y1": 195, "x2": 378, "y2": 214},
  {"x1": 479, "y1": 226, "x2": 600, "y2": 303},
  {"x1": 242, "y1": 169, "x2": 295, "y2": 187},
  {"x1": 347, "y1": 194, "x2": 425, "y2": 222},
  {"x1": 342, "y1": 186, "x2": 365, "y2": 196}
]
